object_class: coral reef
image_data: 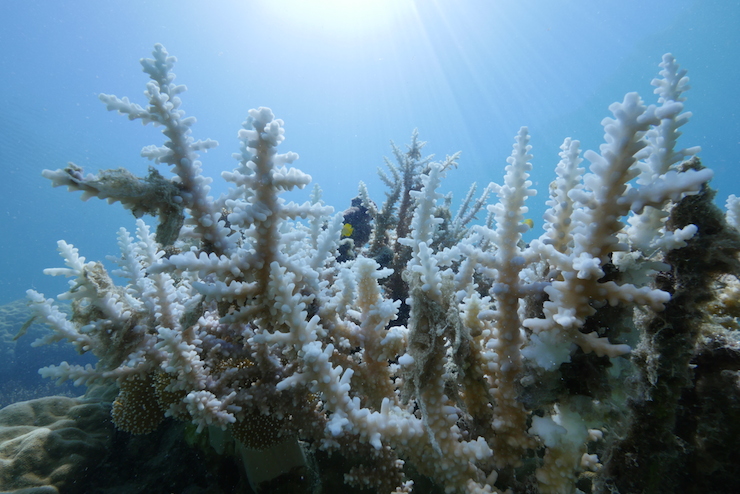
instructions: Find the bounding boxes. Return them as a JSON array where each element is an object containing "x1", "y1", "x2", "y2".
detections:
[
  {"x1": 0, "y1": 386, "x2": 242, "y2": 494},
  {"x1": 21, "y1": 45, "x2": 740, "y2": 493},
  {"x1": 0, "y1": 299, "x2": 87, "y2": 408},
  {"x1": 0, "y1": 394, "x2": 112, "y2": 493}
]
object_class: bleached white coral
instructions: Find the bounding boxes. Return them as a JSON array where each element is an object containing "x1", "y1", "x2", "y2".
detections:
[
  {"x1": 524, "y1": 87, "x2": 707, "y2": 369},
  {"x1": 30, "y1": 46, "x2": 719, "y2": 494}
]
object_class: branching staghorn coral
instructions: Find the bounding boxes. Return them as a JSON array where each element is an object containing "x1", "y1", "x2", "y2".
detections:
[
  {"x1": 27, "y1": 45, "x2": 737, "y2": 493},
  {"x1": 43, "y1": 163, "x2": 185, "y2": 247},
  {"x1": 367, "y1": 131, "x2": 491, "y2": 326}
]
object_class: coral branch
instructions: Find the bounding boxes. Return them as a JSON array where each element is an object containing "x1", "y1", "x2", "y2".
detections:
[{"x1": 28, "y1": 47, "x2": 728, "y2": 494}]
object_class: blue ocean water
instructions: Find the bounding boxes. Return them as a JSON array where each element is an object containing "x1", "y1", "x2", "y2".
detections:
[{"x1": 0, "y1": 0, "x2": 738, "y2": 391}]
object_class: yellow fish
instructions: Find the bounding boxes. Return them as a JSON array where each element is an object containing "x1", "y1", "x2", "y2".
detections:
[
  {"x1": 341, "y1": 223, "x2": 354, "y2": 237},
  {"x1": 522, "y1": 218, "x2": 534, "y2": 229}
]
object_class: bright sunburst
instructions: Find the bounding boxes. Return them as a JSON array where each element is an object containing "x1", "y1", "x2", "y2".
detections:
[{"x1": 259, "y1": 0, "x2": 418, "y2": 38}]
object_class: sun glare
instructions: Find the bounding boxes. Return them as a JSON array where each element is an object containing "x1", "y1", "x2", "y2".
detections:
[{"x1": 260, "y1": 0, "x2": 417, "y2": 38}]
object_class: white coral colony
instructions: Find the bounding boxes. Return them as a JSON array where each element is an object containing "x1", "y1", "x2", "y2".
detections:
[{"x1": 29, "y1": 46, "x2": 719, "y2": 493}]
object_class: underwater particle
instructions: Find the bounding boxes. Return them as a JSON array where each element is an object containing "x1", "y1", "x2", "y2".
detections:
[{"x1": 111, "y1": 374, "x2": 165, "y2": 434}]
